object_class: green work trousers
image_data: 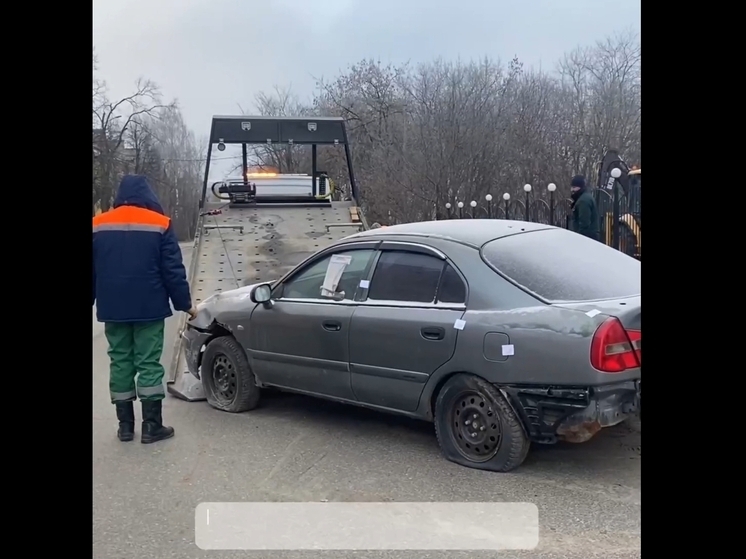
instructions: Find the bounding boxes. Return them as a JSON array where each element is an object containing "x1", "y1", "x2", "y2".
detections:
[{"x1": 105, "y1": 320, "x2": 166, "y2": 403}]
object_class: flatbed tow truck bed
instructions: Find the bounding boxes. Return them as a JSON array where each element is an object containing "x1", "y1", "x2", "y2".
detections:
[
  {"x1": 191, "y1": 200, "x2": 363, "y2": 304},
  {"x1": 167, "y1": 200, "x2": 366, "y2": 401},
  {"x1": 166, "y1": 113, "x2": 368, "y2": 401}
]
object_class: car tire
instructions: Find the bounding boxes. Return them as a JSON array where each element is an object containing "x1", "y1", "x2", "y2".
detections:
[
  {"x1": 434, "y1": 374, "x2": 530, "y2": 472},
  {"x1": 201, "y1": 335, "x2": 260, "y2": 413}
]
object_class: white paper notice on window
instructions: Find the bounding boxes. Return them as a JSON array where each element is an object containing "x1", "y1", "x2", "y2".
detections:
[{"x1": 320, "y1": 254, "x2": 352, "y2": 297}]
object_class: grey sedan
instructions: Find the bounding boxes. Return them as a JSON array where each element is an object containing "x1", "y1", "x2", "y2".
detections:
[{"x1": 182, "y1": 219, "x2": 641, "y2": 472}]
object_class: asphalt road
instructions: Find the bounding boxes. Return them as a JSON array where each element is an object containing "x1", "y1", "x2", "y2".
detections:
[{"x1": 93, "y1": 244, "x2": 641, "y2": 559}]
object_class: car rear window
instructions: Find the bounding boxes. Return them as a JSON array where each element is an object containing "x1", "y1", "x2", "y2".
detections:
[{"x1": 481, "y1": 228, "x2": 641, "y2": 302}]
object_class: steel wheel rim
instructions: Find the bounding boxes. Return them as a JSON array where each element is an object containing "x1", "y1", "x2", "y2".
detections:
[
  {"x1": 211, "y1": 354, "x2": 237, "y2": 404},
  {"x1": 449, "y1": 390, "x2": 502, "y2": 462}
]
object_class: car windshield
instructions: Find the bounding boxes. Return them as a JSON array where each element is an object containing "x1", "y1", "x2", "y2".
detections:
[{"x1": 481, "y1": 228, "x2": 641, "y2": 302}]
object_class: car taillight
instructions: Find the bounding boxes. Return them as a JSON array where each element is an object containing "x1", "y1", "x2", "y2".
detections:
[{"x1": 590, "y1": 317, "x2": 641, "y2": 373}]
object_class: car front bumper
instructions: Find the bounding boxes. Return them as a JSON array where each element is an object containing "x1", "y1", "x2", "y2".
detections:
[
  {"x1": 501, "y1": 380, "x2": 640, "y2": 444},
  {"x1": 181, "y1": 326, "x2": 213, "y2": 380}
]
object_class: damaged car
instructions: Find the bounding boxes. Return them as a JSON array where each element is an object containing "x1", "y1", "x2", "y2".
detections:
[{"x1": 182, "y1": 220, "x2": 641, "y2": 472}]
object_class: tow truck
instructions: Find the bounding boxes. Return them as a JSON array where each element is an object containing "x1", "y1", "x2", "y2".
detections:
[
  {"x1": 596, "y1": 150, "x2": 641, "y2": 259},
  {"x1": 167, "y1": 116, "x2": 369, "y2": 401}
]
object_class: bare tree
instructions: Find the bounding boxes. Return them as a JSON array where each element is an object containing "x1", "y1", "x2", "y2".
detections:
[
  {"x1": 231, "y1": 85, "x2": 315, "y2": 176},
  {"x1": 142, "y1": 107, "x2": 204, "y2": 239},
  {"x1": 227, "y1": 33, "x2": 641, "y2": 227},
  {"x1": 93, "y1": 59, "x2": 204, "y2": 240},
  {"x1": 558, "y1": 30, "x2": 641, "y2": 177},
  {"x1": 92, "y1": 78, "x2": 175, "y2": 213}
]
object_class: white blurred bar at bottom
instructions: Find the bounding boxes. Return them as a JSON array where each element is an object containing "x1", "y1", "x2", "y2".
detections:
[{"x1": 195, "y1": 502, "x2": 538, "y2": 550}]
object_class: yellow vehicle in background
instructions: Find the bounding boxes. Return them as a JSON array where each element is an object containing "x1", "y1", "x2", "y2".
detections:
[{"x1": 597, "y1": 151, "x2": 641, "y2": 260}]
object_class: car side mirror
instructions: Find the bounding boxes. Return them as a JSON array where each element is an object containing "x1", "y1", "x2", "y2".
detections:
[{"x1": 250, "y1": 284, "x2": 272, "y2": 306}]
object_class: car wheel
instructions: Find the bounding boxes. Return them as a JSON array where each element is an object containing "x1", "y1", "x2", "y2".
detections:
[
  {"x1": 434, "y1": 374, "x2": 530, "y2": 472},
  {"x1": 201, "y1": 336, "x2": 260, "y2": 413}
]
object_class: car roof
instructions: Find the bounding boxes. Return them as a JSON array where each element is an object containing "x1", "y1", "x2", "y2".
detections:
[{"x1": 348, "y1": 219, "x2": 554, "y2": 247}]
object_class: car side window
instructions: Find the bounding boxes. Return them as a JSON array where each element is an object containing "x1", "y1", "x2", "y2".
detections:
[
  {"x1": 281, "y1": 249, "x2": 375, "y2": 300},
  {"x1": 367, "y1": 251, "x2": 444, "y2": 303},
  {"x1": 437, "y1": 264, "x2": 467, "y2": 303}
]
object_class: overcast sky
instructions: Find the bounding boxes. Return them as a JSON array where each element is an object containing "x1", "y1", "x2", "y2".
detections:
[{"x1": 94, "y1": 0, "x2": 640, "y2": 138}]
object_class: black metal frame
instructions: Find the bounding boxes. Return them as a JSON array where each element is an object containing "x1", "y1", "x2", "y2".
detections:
[
  {"x1": 501, "y1": 381, "x2": 640, "y2": 444},
  {"x1": 442, "y1": 176, "x2": 641, "y2": 260},
  {"x1": 501, "y1": 385, "x2": 590, "y2": 443},
  {"x1": 446, "y1": 193, "x2": 574, "y2": 228},
  {"x1": 200, "y1": 115, "x2": 359, "y2": 208}
]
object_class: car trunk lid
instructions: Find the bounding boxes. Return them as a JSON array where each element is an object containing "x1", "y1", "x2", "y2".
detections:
[
  {"x1": 552, "y1": 295, "x2": 640, "y2": 330},
  {"x1": 554, "y1": 296, "x2": 640, "y2": 375}
]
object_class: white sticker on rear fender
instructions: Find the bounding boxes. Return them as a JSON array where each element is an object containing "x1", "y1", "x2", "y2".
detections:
[
  {"x1": 586, "y1": 309, "x2": 601, "y2": 317},
  {"x1": 502, "y1": 344, "x2": 514, "y2": 356}
]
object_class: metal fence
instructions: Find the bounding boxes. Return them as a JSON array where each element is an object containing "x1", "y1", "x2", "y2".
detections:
[{"x1": 441, "y1": 182, "x2": 641, "y2": 260}]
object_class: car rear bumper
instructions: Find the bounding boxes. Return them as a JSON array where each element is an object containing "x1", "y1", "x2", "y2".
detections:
[
  {"x1": 181, "y1": 326, "x2": 213, "y2": 380},
  {"x1": 501, "y1": 380, "x2": 640, "y2": 444}
]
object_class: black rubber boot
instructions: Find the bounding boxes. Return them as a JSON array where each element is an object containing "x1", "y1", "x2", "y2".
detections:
[
  {"x1": 115, "y1": 402, "x2": 135, "y2": 442},
  {"x1": 141, "y1": 400, "x2": 175, "y2": 444}
]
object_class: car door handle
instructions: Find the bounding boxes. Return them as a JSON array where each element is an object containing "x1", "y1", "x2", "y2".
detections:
[
  {"x1": 421, "y1": 327, "x2": 445, "y2": 340},
  {"x1": 322, "y1": 320, "x2": 342, "y2": 332}
]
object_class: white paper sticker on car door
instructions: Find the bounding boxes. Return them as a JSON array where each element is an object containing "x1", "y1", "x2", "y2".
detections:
[{"x1": 321, "y1": 254, "x2": 352, "y2": 297}]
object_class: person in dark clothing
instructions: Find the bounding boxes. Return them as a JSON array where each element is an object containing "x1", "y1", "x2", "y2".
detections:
[
  {"x1": 569, "y1": 175, "x2": 600, "y2": 241},
  {"x1": 93, "y1": 175, "x2": 196, "y2": 444}
]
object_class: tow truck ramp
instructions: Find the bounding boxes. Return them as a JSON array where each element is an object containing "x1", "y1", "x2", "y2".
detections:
[{"x1": 167, "y1": 116, "x2": 367, "y2": 401}]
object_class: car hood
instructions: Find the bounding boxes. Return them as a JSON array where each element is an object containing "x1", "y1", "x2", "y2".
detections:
[{"x1": 188, "y1": 282, "x2": 263, "y2": 329}]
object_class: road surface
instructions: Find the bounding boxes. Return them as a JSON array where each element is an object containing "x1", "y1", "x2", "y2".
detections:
[{"x1": 93, "y1": 243, "x2": 641, "y2": 559}]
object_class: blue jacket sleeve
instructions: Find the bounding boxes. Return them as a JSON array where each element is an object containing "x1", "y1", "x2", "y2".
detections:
[
  {"x1": 160, "y1": 223, "x2": 192, "y2": 312},
  {"x1": 92, "y1": 251, "x2": 96, "y2": 306}
]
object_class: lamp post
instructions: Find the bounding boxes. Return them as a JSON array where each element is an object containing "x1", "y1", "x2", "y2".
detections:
[
  {"x1": 503, "y1": 192, "x2": 510, "y2": 219},
  {"x1": 457, "y1": 201, "x2": 464, "y2": 219},
  {"x1": 523, "y1": 183, "x2": 532, "y2": 221},
  {"x1": 485, "y1": 194, "x2": 493, "y2": 218},
  {"x1": 547, "y1": 182, "x2": 556, "y2": 226},
  {"x1": 610, "y1": 167, "x2": 622, "y2": 249},
  {"x1": 470, "y1": 200, "x2": 477, "y2": 218},
  {"x1": 445, "y1": 202, "x2": 452, "y2": 220}
]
